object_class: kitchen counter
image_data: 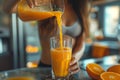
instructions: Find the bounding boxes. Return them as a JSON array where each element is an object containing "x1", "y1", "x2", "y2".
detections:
[
  {"x1": 0, "y1": 64, "x2": 113, "y2": 80},
  {"x1": 0, "y1": 67, "x2": 91, "y2": 80},
  {"x1": 1, "y1": 55, "x2": 119, "y2": 80},
  {"x1": 80, "y1": 55, "x2": 120, "y2": 71}
]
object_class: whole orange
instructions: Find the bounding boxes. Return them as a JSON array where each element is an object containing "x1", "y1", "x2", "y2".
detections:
[{"x1": 107, "y1": 64, "x2": 120, "y2": 74}]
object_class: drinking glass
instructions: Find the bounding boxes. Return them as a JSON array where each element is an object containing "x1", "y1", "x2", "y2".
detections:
[
  {"x1": 50, "y1": 35, "x2": 72, "y2": 80},
  {"x1": 17, "y1": 0, "x2": 64, "y2": 21}
]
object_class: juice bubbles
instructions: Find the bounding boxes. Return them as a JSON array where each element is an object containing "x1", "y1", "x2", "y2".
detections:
[{"x1": 51, "y1": 47, "x2": 72, "y2": 77}]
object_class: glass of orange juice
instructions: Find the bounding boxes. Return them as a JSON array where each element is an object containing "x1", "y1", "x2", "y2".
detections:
[{"x1": 50, "y1": 35, "x2": 72, "y2": 79}]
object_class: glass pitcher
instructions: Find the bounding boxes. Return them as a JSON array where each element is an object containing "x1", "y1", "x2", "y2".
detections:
[{"x1": 17, "y1": 0, "x2": 64, "y2": 21}]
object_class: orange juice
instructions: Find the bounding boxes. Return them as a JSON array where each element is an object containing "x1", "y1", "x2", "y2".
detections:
[
  {"x1": 18, "y1": 5, "x2": 62, "y2": 22},
  {"x1": 6, "y1": 77, "x2": 34, "y2": 80},
  {"x1": 51, "y1": 47, "x2": 72, "y2": 77},
  {"x1": 18, "y1": 0, "x2": 63, "y2": 47},
  {"x1": 18, "y1": 0, "x2": 63, "y2": 21}
]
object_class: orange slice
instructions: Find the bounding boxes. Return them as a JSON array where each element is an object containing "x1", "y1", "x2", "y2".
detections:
[
  {"x1": 100, "y1": 72, "x2": 120, "y2": 80},
  {"x1": 86, "y1": 63, "x2": 105, "y2": 80}
]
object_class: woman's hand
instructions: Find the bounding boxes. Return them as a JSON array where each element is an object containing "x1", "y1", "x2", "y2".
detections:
[
  {"x1": 26, "y1": 0, "x2": 37, "y2": 8},
  {"x1": 26, "y1": 0, "x2": 49, "y2": 8},
  {"x1": 69, "y1": 57, "x2": 80, "y2": 75}
]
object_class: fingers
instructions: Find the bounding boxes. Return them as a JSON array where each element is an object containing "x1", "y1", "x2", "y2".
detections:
[
  {"x1": 69, "y1": 57, "x2": 80, "y2": 75},
  {"x1": 26, "y1": 0, "x2": 34, "y2": 8},
  {"x1": 70, "y1": 57, "x2": 77, "y2": 66},
  {"x1": 26, "y1": 0, "x2": 44, "y2": 8},
  {"x1": 70, "y1": 67, "x2": 80, "y2": 75},
  {"x1": 32, "y1": 0, "x2": 38, "y2": 6}
]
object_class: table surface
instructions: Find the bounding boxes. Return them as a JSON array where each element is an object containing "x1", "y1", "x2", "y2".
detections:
[
  {"x1": 0, "y1": 67, "x2": 91, "y2": 80},
  {"x1": 0, "y1": 55, "x2": 119, "y2": 80}
]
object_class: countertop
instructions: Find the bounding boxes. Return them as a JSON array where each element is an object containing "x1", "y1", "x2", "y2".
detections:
[
  {"x1": 0, "y1": 67, "x2": 91, "y2": 80},
  {"x1": 0, "y1": 55, "x2": 119, "y2": 80}
]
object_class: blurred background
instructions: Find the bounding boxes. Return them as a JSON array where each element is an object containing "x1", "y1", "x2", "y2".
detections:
[{"x1": 0, "y1": 0, "x2": 120, "y2": 71}]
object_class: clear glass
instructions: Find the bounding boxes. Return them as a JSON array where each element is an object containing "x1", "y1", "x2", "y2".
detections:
[
  {"x1": 50, "y1": 36, "x2": 72, "y2": 80},
  {"x1": 17, "y1": 0, "x2": 64, "y2": 21}
]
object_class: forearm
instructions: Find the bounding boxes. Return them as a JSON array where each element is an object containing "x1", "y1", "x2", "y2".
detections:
[
  {"x1": 72, "y1": 42, "x2": 85, "y2": 61},
  {"x1": 72, "y1": 33, "x2": 85, "y2": 61},
  {"x1": 3, "y1": 0, "x2": 20, "y2": 13}
]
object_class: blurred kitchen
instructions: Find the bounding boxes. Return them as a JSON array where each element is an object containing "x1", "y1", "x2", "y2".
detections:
[{"x1": 0, "y1": 0, "x2": 120, "y2": 71}]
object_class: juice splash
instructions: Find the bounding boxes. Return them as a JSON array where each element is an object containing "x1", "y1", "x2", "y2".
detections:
[{"x1": 51, "y1": 47, "x2": 72, "y2": 77}]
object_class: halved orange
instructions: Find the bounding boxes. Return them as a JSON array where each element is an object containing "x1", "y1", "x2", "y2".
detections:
[
  {"x1": 100, "y1": 72, "x2": 120, "y2": 80},
  {"x1": 86, "y1": 63, "x2": 105, "y2": 80},
  {"x1": 107, "y1": 64, "x2": 120, "y2": 74}
]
